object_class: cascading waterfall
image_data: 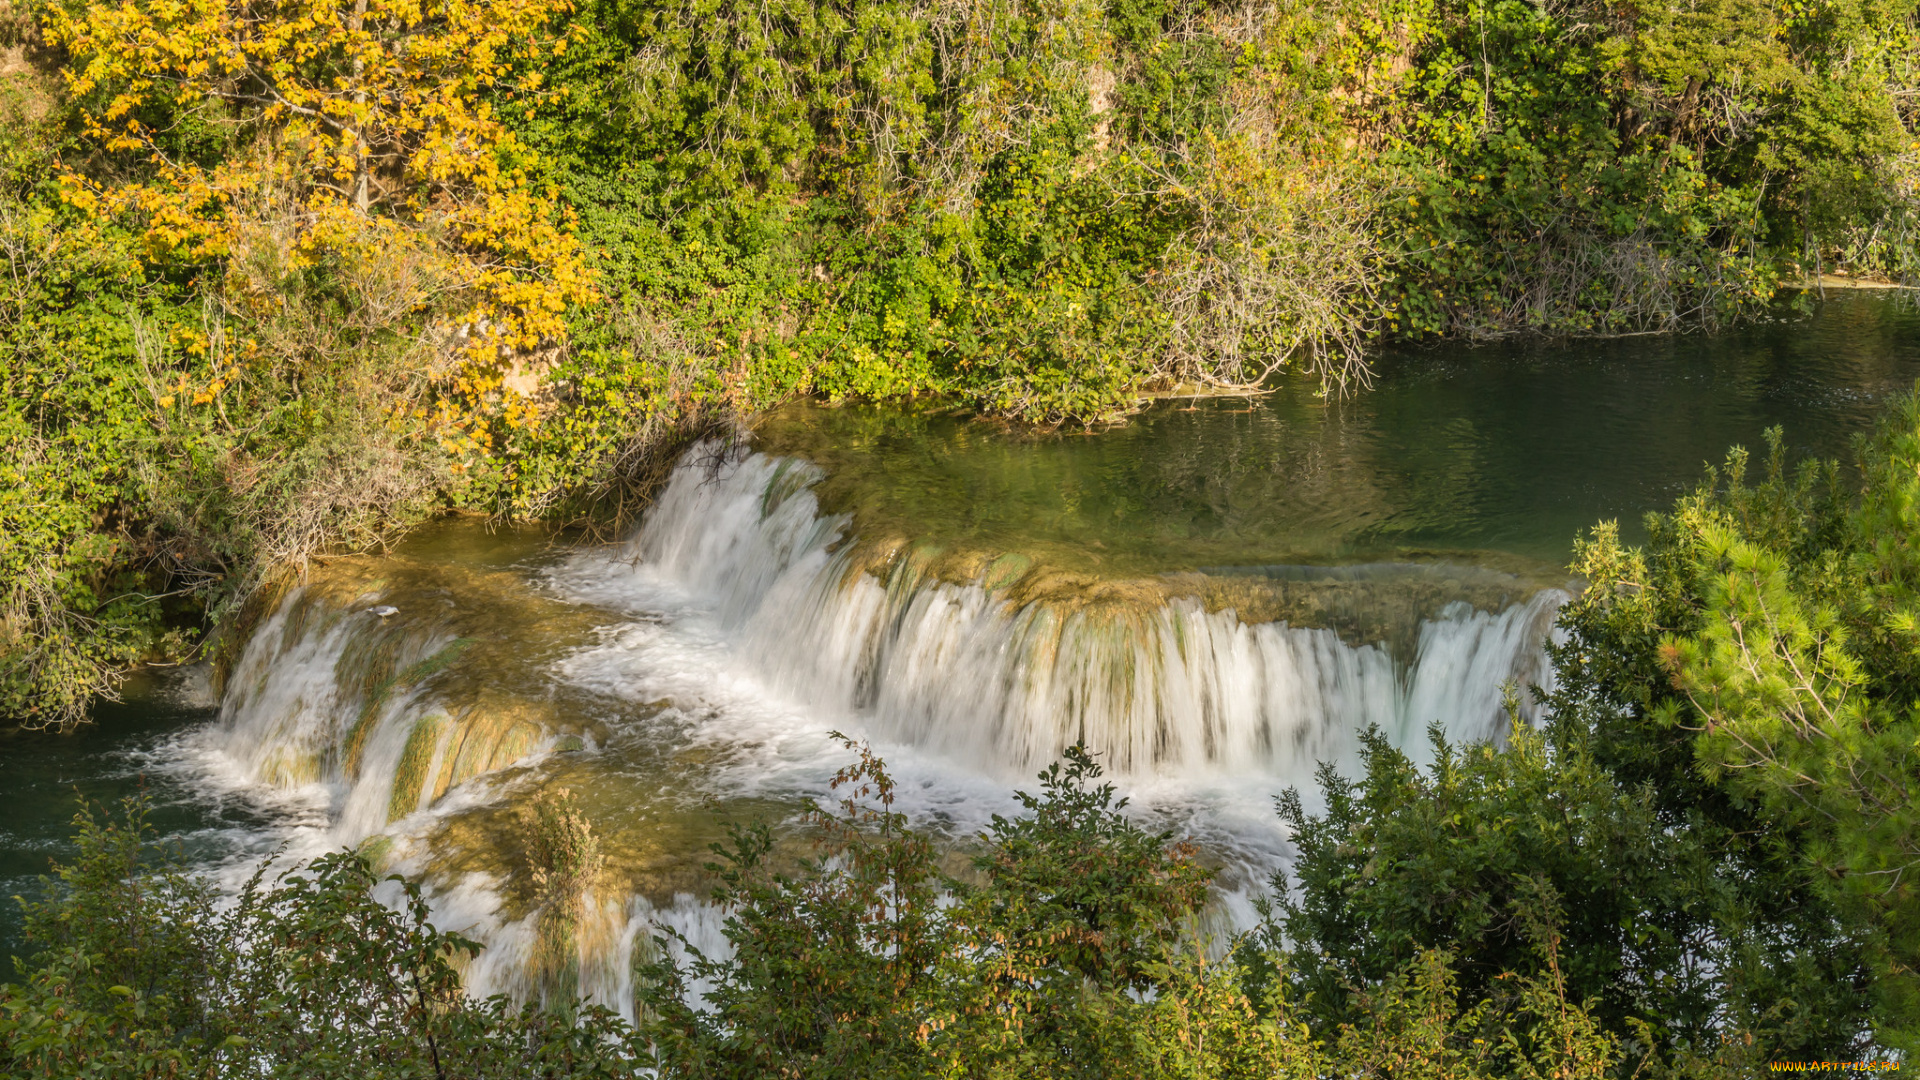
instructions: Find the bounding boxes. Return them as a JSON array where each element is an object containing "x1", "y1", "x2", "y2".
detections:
[
  {"x1": 200, "y1": 551, "x2": 742, "y2": 1021},
  {"x1": 211, "y1": 570, "x2": 571, "y2": 850},
  {"x1": 627, "y1": 446, "x2": 1568, "y2": 782},
  {"x1": 218, "y1": 591, "x2": 474, "y2": 848},
  {"x1": 191, "y1": 439, "x2": 1571, "y2": 1019}
]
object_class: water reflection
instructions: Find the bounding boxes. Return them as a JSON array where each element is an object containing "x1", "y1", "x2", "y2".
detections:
[{"x1": 758, "y1": 293, "x2": 1920, "y2": 569}]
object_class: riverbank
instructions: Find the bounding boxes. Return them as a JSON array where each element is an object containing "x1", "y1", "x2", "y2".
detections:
[{"x1": 1801, "y1": 273, "x2": 1920, "y2": 291}]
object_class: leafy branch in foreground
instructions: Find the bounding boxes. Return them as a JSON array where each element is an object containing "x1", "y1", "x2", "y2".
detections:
[
  {"x1": 6, "y1": 751, "x2": 1642, "y2": 1080},
  {"x1": 1, "y1": 794, "x2": 647, "y2": 1078}
]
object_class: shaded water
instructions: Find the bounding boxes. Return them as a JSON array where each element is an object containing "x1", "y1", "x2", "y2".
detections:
[
  {"x1": 0, "y1": 681, "x2": 242, "y2": 965},
  {"x1": 7, "y1": 293, "x2": 1919, "y2": 1003}
]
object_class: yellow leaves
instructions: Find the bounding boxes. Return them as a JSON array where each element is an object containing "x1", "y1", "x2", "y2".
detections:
[{"x1": 50, "y1": 0, "x2": 602, "y2": 494}]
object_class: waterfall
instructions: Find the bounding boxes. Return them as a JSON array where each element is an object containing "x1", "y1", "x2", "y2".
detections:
[
  {"x1": 437, "y1": 877, "x2": 734, "y2": 1024},
  {"x1": 609, "y1": 444, "x2": 1568, "y2": 784},
  {"x1": 191, "y1": 439, "x2": 1571, "y2": 1017},
  {"x1": 212, "y1": 578, "x2": 561, "y2": 850}
]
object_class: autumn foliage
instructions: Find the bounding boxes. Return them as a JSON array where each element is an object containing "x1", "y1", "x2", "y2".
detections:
[{"x1": 43, "y1": 0, "x2": 594, "y2": 404}]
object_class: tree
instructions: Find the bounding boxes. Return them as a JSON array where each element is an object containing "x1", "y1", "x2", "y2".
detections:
[
  {"x1": 43, "y1": 0, "x2": 594, "y2": 398},
  {"x1": 1523, "y1": 406, "x2": 1920, "y2": 1053},
  {"x1": 1640, "y1": 395, "x2": 1920, "y2": 1047}
]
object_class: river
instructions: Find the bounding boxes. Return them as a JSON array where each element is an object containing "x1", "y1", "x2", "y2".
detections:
[{"x1": 6, "y1": 291, "x2": 1917, "y2": 1013}]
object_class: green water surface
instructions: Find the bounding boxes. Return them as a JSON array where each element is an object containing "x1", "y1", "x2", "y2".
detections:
[{"x1": 758, "y1": 293, "x2": 1920, "y2": 576}]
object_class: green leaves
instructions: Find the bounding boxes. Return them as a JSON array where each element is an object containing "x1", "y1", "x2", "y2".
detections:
[
  {"x1": 1, "y1": 795, "x2": 653, "y2": 1078},
  {"x1": 0, "y1": 752, "x2": 1660, "y2": 1079},
  {"x1": 1637, "y1": 395, "x2": 1920, "y2": 1048},
  {"x1": 639, "y1": 739, "x2": 1257, "y2": 1078},
  {"x1": 1273, "y1": 397, "x2": 1920, "y2": 1058},
  {"x1": 1274, "y1": 722, "x2": 1723, "y2": 1044},
  {"x1": 0, "y1": 190, "x2": 187, "y2": 728},
  {"x1": 1371, "y1": 0, "x2": 1915, "y2": 338},
  {"x1": 965, "y1": 744, "x2": 1212, "y2": 996},
  {"x1": 1530, "y1": 399, "x2": 1920, "y2": 1054},
  {"x1": 637, "y1": 740, "x2": 1637, "y2": 1079}
]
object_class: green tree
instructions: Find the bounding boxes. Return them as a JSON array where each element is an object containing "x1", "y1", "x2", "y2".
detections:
[
  {"x1": 1297, "y1": 395, "x2": 1920, "y2": 1059},
  {"x1": 1608, "y1": 393, "x2": 1920, "y2": 1047}
]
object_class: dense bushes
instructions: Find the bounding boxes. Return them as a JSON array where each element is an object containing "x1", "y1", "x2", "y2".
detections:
[
  {"x1": 3, "y1": 750, "x2": 1634, "y2": 1079},
  {"x1": 1271, "y1": 724, "x2": 1879, "y2": 1068},
  {"x1": 1266, "y1": 392, "x2": 1920, "y2": 1063},
  {"x1": 1378, "y1": 0, "x2": 1919, "y2": 337},
  {"x1": 1561, "y1": 398, "x2": 1920, "y2": 1052},
  {"x1": 515, "y1": 0, "x2": 1920, "y2": 413},
  {"x1": 632, "y1": 741, "x2": 1648, "y2": 1078}
]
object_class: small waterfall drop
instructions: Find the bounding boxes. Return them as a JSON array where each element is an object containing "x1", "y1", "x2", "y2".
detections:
[
  {"x1": 606, "y1": 444, "x2": 1568, "y2": 784},
  {"x1": 441, "y1": 879, "x2": 734, "y2": 1024},
  {"x1": 210, "y1": 568, "x2": 575, "y2": 850}
]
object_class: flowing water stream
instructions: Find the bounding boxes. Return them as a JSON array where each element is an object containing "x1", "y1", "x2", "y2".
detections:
[{"x1": 7, "y1": 293, "x2": 1920, "y2": 1015}]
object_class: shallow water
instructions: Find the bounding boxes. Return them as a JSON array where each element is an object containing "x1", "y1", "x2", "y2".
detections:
[{"x1": 7, "y1": 292, "x2": 1918, "y2": 994}]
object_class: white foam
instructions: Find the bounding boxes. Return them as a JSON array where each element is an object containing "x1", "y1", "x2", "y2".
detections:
[{"x1": 546, "y1": 443, "x2": 1566, "y2": 808}]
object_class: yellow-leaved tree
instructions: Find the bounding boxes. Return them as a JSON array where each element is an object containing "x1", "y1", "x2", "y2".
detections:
[{"x1": 44, "y1": 0, "x2": 594, "y2": 449}]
